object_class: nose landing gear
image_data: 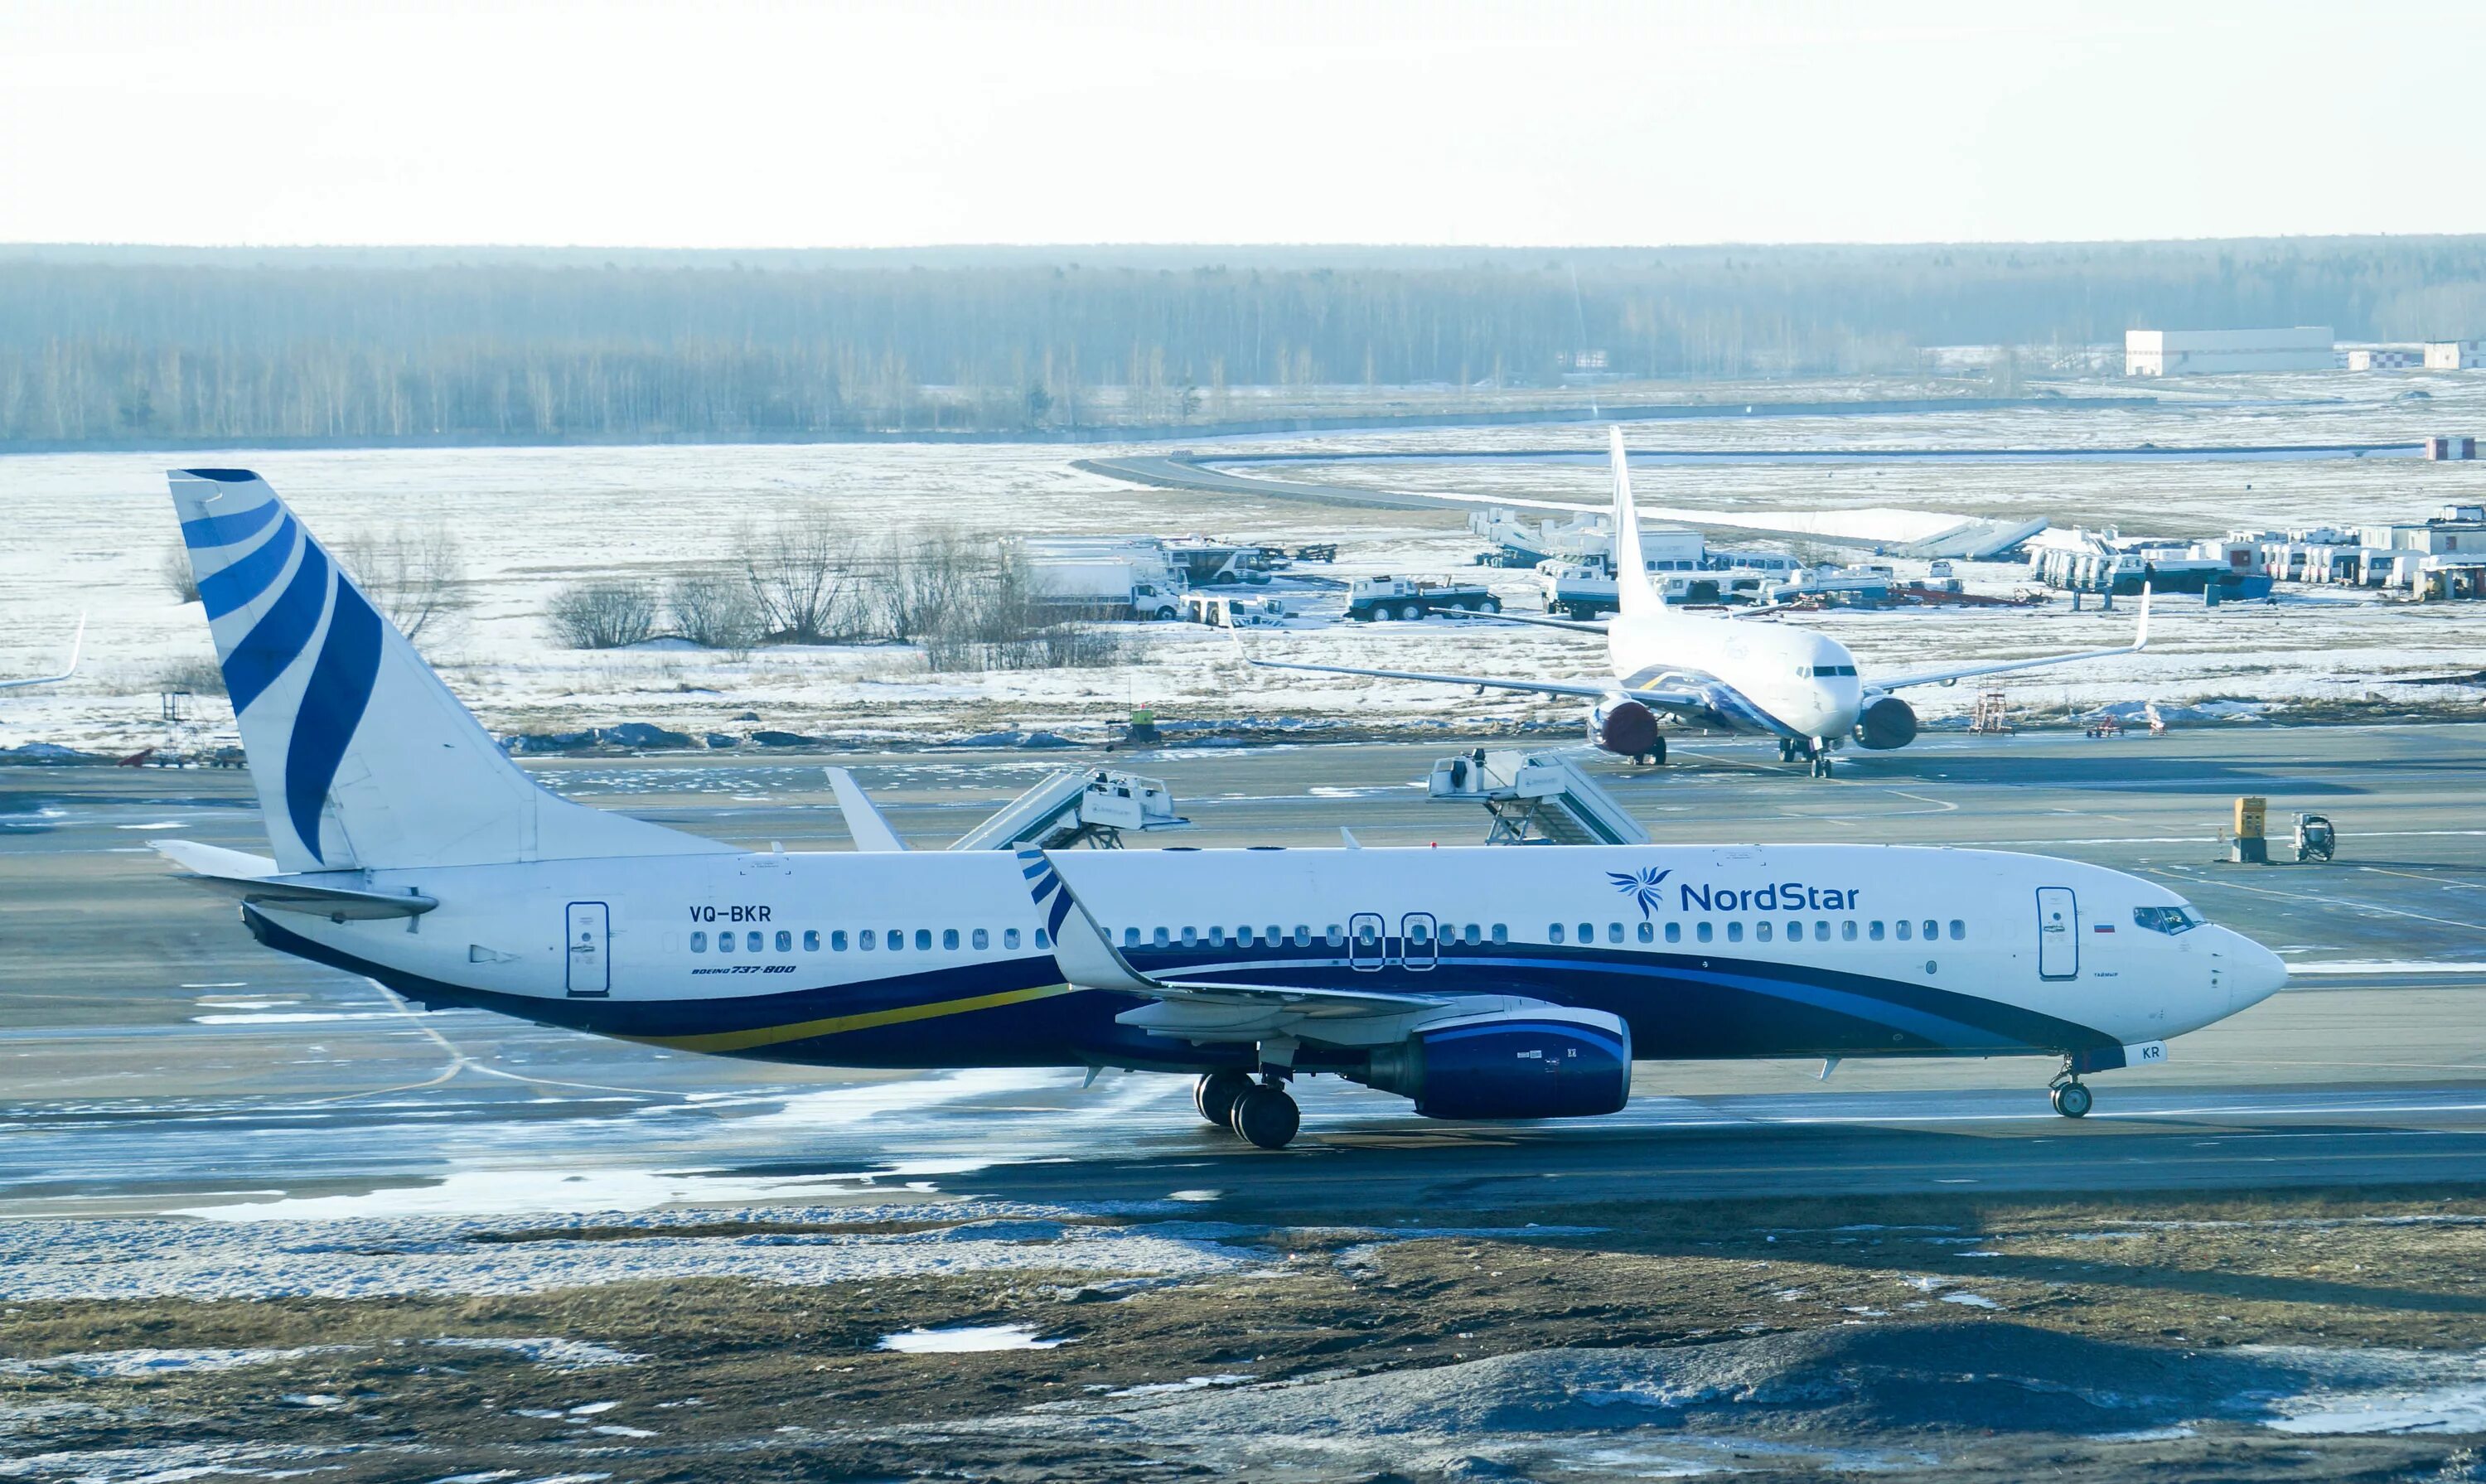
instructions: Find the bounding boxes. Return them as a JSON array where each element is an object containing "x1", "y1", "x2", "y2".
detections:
[
  {"x1": 1781, "y1": 737, "x2": 1835, "y2": 778},
  {"x1": 1193, "y1": 1069, "x2": 1301, "y2": 1149}
]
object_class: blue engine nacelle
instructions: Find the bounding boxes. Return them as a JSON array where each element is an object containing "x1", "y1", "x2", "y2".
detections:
[
  {"x1": 1854, "y1": 694, "x2": 1918, "y2": 751},
  {"x1": 1355, "y1": 1007, "x2": 1632, "y2": 1120},
  {"x1": 1585, "y1": 695, "x2": 1658, "y2": 757}
]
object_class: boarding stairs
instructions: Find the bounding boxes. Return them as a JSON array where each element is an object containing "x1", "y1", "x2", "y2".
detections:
[
  {"x1": 949, "y1": 768, "x2": 1192, "y2": 851},
  {"x1": 1424, "y1": 749, "x2": 1651, "y2": 846}
]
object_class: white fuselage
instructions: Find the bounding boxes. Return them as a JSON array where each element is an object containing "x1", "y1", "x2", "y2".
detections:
[
  {"x1": 1605, "y1": 607, "x2": 1864, "y2": 741},
  {"x1": 247, "y1": 841, "x2": 2284, "y2": 1074}
]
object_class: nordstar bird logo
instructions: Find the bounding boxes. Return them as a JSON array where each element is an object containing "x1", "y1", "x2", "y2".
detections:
[{"x1": 1608, "y1": 867, "x2": 1671, "y2": 919}]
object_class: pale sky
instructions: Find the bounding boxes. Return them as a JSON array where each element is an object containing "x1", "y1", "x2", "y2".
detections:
[{"x1": 4, "y1": 0, "x2": 2481, "y2": 249}]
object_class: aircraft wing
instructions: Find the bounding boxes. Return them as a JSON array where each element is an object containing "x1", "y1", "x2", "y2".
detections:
[
  {"x1": 1446, "y1": 609, "x2": 1611, "y2": 635},
  {"x1": 1245, "y1": 654, "x2": 1614, "y2": 699},
  {"x1": 1869, "y1": 586, "x2": 2151, "y2": 694},
  {"x1": 0, "y1": 614, "x2": 85, "y2": 691},
  {"x1": 1028, "y1": 850, "x2": 1561, "y2": 1047}
]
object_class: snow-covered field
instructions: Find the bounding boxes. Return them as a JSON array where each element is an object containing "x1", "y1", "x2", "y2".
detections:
[{"x1": 3, "y1": 371, "x2": 2481, "y2": 755}]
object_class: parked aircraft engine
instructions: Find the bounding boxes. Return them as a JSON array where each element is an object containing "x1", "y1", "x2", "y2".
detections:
[
  {"x1": 1352, "y1": 1008, "x2": 1631, "y2": 1120},
  {"x1": 1854, "y1": 695, "x2": 1919, "y2": 751},
  {"x1": 1586, "y1": 695, "x2": 1659, "y2": 758}
]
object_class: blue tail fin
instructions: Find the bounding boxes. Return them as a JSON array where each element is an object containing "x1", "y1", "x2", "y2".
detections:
[{"x1": 171, "y1": 469, "x2": 730, "y2": 872}]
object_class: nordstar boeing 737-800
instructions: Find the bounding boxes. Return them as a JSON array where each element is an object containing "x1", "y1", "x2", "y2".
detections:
[
  {"x1": 152, "y1": 468, "x2": 2281, "y2": 1148},
  {"x1": 1251, "y1": 427, "x2": 2150, "y2": 777}
]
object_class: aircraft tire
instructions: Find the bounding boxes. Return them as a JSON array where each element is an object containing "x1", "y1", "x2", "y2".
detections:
[
  {"x1": 1651, "y1": 736, "x2": 1666, "y2": 766},
  {"x1": 2051, "y1": 1081, "x2": 2092, "y2": 1119},
  {"x1": 1229, "y1": 1083, "x2": 1300, "y2": 1149},
  {"x1": 1193, "y1": 1069, "x2": 1253, "y2": 1128}
]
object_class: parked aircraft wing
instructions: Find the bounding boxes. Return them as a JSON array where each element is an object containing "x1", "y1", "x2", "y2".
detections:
[
  {"x1": 1444, "y1": 609, "x2": 1611, "y2": 635},
  {"x1": 152, "y1": 839, "x2": 438, "y2": 919},
  {"x1": 0, "y1": 613, "x2": 85, "y2": 690},
  {"x1": 826, "y1": 767, "x2": 908, "y2": 852},
  {"x1": 1869, "y1": 585, "x2": 2150, "y2": 694},
  {"x1": 1245, "y1": 654, "x2": 1614, "y2": 699}
]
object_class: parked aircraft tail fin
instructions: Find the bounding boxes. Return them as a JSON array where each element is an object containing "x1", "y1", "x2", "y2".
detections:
[
  {"x1": 1607, "y1": 426, "x2": 1658, "y2": 617},
  {"x1": 167, "y1": 469, "x2": 732, "y2": 872}
]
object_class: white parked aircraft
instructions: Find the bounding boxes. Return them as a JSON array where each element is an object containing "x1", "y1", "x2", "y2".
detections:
[
  {"x1": 152, "y1": 469, "x2": 2282, "y2": 1148},
  {"x1": 0, "y1": 614, "x2": 85, "y2": 691},
  {"x1": 1252, "y1": 428, "x2": 2149, "y2": 776}
]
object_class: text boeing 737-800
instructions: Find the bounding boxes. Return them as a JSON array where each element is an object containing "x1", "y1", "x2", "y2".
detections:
[
  {"x1": 1251, "y1": 427, "x2": 2149, "y2": 777},
  {"x1": 151, "y1": 468, "x2": 2280, "y2": 1148}
]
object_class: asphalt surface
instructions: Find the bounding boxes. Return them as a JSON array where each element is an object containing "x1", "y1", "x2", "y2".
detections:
[{"x1": 5, "y1": 722, "x2": 2485, "y2": 1220}]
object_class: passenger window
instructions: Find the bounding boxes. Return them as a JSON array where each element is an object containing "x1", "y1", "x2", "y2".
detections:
[
  {"x1": 915, "y1": 929, "x2": 931, "y2": 950},
  {"x1": 1491, "y1": 924, "x2": 1508, "y2": 944},
  {"x1": 1326, "y1": 925, "x2": 1345, "y2": 946},
  {"x1": 1923, "y1": 920, "x2": 1938, "y2": 941},
  {"x1": 1869, "y1": 921, "x2": 1884, "y2": 940},
  {"x1": 1409, "y1": 921, "x2": 1429, "y2": 944},
  {"x1": 776, "y1": 930, "x2": 792, "y2": 952},
  {"x1": 972, "y1": 928, "x2": 988, "y2": 950},
  {"x1": 1727, "y1": 921, "x2": 1744, "y2": 942},
  {"x1": 1181, "y1": 926, "x2": 1197, "y2": 947},
  {"x1": 1697, "y1": 921, "x2": 1714, "y2": 943},
  {"x1": 1005, "y1": 928, "x2": 1021, "y2": 949},
  {"x1": 803, "y1": 930, "x2": 820, "y2": 951},
  {"x1": 1154, "y1": 927, "x2": 1171, "y2": 947},
  {"x1": 691, "y1": 931, "x2": 708, "y2": 953},
  {"x1": 831, "y1": 930, "x2": 848, "y2": 951},
  {"x1": 942, "y1": 928, "x2": 960, "y2": 950},
  {"x1": 1948, "y1": 920, "x2": 1966, "y2": 940},
  {"x1": 1896, "y1": 921, "x2": 1912, "y2": 941},
  {"x1": 747, "y1": 931, "x2": 762, "y2": 953},
  {"x1": 719, "y1": 932, "x2": 734, "y2": 954},
  {"x1": 887, "y1": 927, "x2": 902, "y2": 949},
  {"x1": 1579, "y1": 922, "x2": 1593, "y2": 945},
  {"x1": 1465, "y1": 923, "x2": 1482, "y2": 945},
  {"x1": 1237, "y1": 926, "x2": 1255, "y2": 946},
  {"x1": 1608, "y1": 922, "x2": 1623, "y2": 945},
  {"x1": 1356, "y1": 921, "x2": 1379, "y2": 946},
  {"x1": 1035, "y1": 929, "x2": 1050, "y2": 949},
  {"x1": 1550, "y1": 923, "x2": 1566, "y2": 944},
  {"x1": 1665, "y1": 921, "x2": 1681, "y2": 944},
  {"x1": 1756, "y1": 921, "x2": 1773, "y2": 942},
  {"x1": 1816, "y1": 920, "x2": 1829, "y2": 940},
  {"x1": 860, "y1": 929, "x2": 876, "y2": 950},
  {"x1": 1294, "y1": 926, "x2": 1312, "y2": 945},
  {"x1": 1787, "y1": 921, "x2": 1803, "y2": 941},
  {"x1": 1841, "y1": 921, "x2": 1857, "y2": 941},
  {"x1": 1637, "y1": 921, "x2": 1653, "y2": 944}
]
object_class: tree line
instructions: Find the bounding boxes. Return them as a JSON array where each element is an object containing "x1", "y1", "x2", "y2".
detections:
[{"x1": 5, "y1": 237, "x2": 2484, "y2": 445}]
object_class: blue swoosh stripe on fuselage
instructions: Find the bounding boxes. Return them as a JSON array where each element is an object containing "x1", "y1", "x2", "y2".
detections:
[{"x1": 243, "y1": 918, "x2": 2116, "y2": 1071}]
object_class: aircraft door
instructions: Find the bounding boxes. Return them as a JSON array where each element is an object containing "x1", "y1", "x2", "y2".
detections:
[
  {"x1": 1400, "y1": 912, "x2": 1439, "y2": 971},
  {"x1": 1348, "y1": 911, "x2": 1385, "y2": 971},
  {"x1": 2035, "y1": 887, "x2": 2077, "y2": 979},
  {"x1": 566, "y1": 901, "x2": 610, "y2": 997}
]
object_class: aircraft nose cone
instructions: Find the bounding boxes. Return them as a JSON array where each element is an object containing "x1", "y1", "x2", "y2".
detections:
[{"x1": 2227, "y1": 931, "x2": 2290, "y2": 1011}]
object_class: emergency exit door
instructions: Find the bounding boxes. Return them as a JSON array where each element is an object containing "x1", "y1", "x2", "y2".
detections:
[
  {"x1": 2035, "y1": 887, "x2": 2077, "y2": 979},
  {"x1": 566, "y1": 901, "x2": 610, "y2": 996}
]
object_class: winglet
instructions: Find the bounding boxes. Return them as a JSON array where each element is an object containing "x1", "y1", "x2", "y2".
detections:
[
  {"x1": 2134, "y1": 582, "x2": 2151, "y2": 652},
  {"x1": 0, "y1": 612, "x2": 85, "y2": 691},
  {"x1": 825, "y1": 767, "x2": 907, "y2": 852},
  {"x1": 1607, "y1": 426, "x2": 1657, "y2": 618}
]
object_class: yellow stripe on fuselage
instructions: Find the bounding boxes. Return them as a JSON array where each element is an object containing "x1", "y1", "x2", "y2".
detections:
[{"x1": 620, "y1": 983, "x2": 1076, "y2": 1055}]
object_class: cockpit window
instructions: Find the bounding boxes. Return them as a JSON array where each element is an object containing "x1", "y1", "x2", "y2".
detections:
[{"x1": 2133, "y1": 905, "x2": 2202, "y2": 935}]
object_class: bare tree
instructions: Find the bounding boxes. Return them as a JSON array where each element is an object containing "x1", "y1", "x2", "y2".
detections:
[
  {"x1": 335, "y1": 520, "x2": 470, "y2": 644},
  {"x1": 548, "y1": 582, "x2": 658, "y2": 649},
  {"x1": 742, "y1": 510, "x2": 860, "y2": 643},
  {"x1": 668, "y1": 571, "x2": 764, "y2": 649},
  {"x1": 871, "y1": 527, "x2": 986, "y2": 642},
  {"x1": 161, "y1": 543, "x2": 200, "y2": 603}
]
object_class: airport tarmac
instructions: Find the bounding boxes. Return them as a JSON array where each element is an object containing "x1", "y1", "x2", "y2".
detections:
[{"x1": 5, "y1": 721, "x2": 2485, "y2": 1222}]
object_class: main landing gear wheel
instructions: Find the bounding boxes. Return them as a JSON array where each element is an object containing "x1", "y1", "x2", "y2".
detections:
[
  {"x1": 2050, "y1": 1080, "x2": 2093, "y2": 1119},
  {"x1": 1633, "y1": 737, "x2": 1666, "y2": 767},
  {"x1": 1193, "y1": 1069, "x2": 1254, "y2": 1129},
  {"x1": 1811, "y1": 755, "x2": 1834, "y2": 780},
  {"x1": 1228, "y1": 1082, "x2": 1301, "y2": 1150}
]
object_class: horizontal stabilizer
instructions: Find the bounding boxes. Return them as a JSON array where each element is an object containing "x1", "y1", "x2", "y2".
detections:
[{"x1": 153, "y1": 839, "x2": 437, "y2": 919}]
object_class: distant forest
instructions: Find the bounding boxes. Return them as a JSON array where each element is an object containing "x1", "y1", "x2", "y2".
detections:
[{"x1": 5, "y1": 237, "x2": 2484, "y2": 447}]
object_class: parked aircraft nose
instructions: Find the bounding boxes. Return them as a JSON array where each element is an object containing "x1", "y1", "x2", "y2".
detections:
[{"x1": 2221, "y1": 927, "x2": 2290, "y2": 1013}]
